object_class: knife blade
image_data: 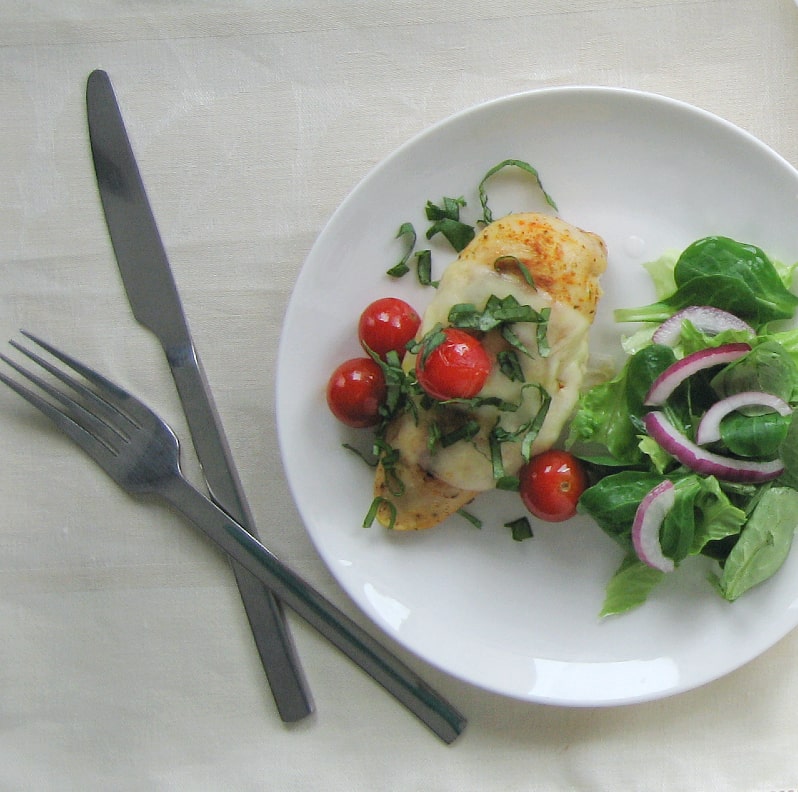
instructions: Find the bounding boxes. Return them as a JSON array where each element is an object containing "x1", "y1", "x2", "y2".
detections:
[{"x1": 85, "y1": 69, "x2": 313, "y2": 722}]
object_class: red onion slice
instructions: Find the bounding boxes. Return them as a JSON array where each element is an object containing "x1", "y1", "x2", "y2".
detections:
[
  {"x1": 695, "y1": 391, "x2": 792, "y2": 445},
  {"x1": 645, "y1": 343, "x2": 751, "y2": 406},
  {"x1": 644, "y1": 411, "x2": 785, "y2": 483},
  {"x1": 652, "y1": 306, "x2": 755, "y2": 347},
  {"x1": 632, "y1": 480, "x2": 676, "y2": 573}
]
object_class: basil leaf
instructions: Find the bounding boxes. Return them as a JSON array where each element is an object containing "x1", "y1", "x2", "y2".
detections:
[
  {"x1": 342, "y1": 442, "x2": 378, "y2": 467},
  {"x1": 536, "y1": 307, "x2": 551, "y2": 358},
  {"x1": 425, "y1": 196, "x2": 474, "y2": 252},
  {"x1": 363, "y1": 497, "x2": 396, "y2": 530},
  {"x1": 386, "y1": 222, "x2": 416, "y2": 277},
  {"x1": 415, "y1": 249, "x2": 438, "y2": 287},
  {"x1": 501, "y1": 323, "x2": 533, "y2": 358},
  {"x1": 447, "y1": 295, "x2": 548, "y2": 357},
  {"x1": 519, "y1": 385, "x2": 551, "y2": 462},
  {"x1": 488, "y1": 428, "x2": 506, "y2": 481},
  {"x1": 478, "y1": 158, "x2": 558, "y2": 225},
  {"x1": 494, "y1": 255, "x2": 536, "y2": 288},
  {"x1": 425, "y1": 217, "x2": 475, "y2": 253},
  {"x1": 497, "y1": 349, "x2": 524, "y2": 381},
  {"x1": 458, "y1": 508, "x2": 483, "y2": 529},
  {"x1": 438, "y1": 419, "x2": 480, "y2": 448},
  {"x1": 409, "y1": 324, "x2": 446, "y2": 367},
  {"x1": 425, "y1": 196, "x2": 466, "y2": 221},
  {"x1": 505, "y1": 516, "x2": 534, "y2": 542}
]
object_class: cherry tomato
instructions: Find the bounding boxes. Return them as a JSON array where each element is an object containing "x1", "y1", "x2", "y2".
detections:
[
  {"x1": 326, "y1": 357, "x2": 387, "y2": 428},
  {"x1": 358, "y1": 297, "x2": 421, "y2": 360},
  {"x1": 415, "y1": 327, "x2": 491, "y2": 401},
  {"x1": 519, "y1": 450, "x2": 586, "y2": 522}
]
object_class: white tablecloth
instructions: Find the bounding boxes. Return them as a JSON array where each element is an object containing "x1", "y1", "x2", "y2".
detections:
[{"x1": 3, "y1": 2, "x2": 798, "y2": 789}]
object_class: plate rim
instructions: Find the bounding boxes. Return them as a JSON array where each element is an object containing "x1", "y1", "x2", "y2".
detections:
[{"x1": 276, "y1": 85, "x2": 798, "y2": 706}]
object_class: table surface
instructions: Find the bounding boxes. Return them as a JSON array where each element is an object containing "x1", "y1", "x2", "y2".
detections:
[{"x1": 3, "y1": 2, "x2": 798, "y2": 790}]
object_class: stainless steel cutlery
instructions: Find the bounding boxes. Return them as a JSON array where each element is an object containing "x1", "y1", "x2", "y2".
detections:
[
  {"x1": 0, "y1": 71, "x2": 466, "y2": 742},
  {"x1": 85, "y1": 68, "x2": 313, "y2": 723},
  {"x1": 0, "y1": 332, "x2": 466, "y2": 743}
]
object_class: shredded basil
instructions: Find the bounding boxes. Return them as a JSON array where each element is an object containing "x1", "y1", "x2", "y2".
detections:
[
  {"x1": 497, "y1": 349, "x2": 524, "y2": 382},
  {"x1": 519, "y1": 384, "x2": 551, "y2": 462},
  {"x1": 425, "y1": 196, "x2": 475, "y2": 252},
  {"x1": 372, "y1": 438, "x2": 405, "y2": 497},
  {"x1": 478, "y1": 158, "x2": 558, "y2": 225},
  {"x1": 458, "y1": 508, "x2": 483, "y2": 529},
  {"x1": 386, "y1": 222, "x2": 417, "y2": 277},
  {"x1": 505, "y1": 516, "x2": 534, "y2": 542},
  {"x1": 500, "y1": 324, "x2": 533, "y2": 358},
  {"x1": 536, "y1": 307, "x2": 552, "y2": 358},
  {"x1": 439, "y1": 419, "x2": 481, "y2": 448},
  {"x1": 488, "y1": 428, "x2": 506, "y2": 481},
  {"x1": 342, "y1": 443, "x2": 378, "y2": 467},
  {"x1": 407, "y1": 323, "x2": 447, "y2": 368},
  {"x1": 447, "y1": 294, "x2": 551, "y2": 362},
  {"x1": 494, "y1": 255, "x2": 536, "y2": 288},
  {"x1": 365, "y1": 162, "x2": 561, "y2": 531},
  {"x1": 449, "y1": 294, "x2": 545, "y2": 333},
  {"x1": 415, "y1": 249, "x2": 438, "y2": 287},
  {"x1": 363, "y1": 496, "x2": 397, "y2": 530},
  {"x1": 442, "y1": 393, "x2": 521, "y2": 413},
  {"x1": 487, "y1": 385, "x2": 551, "y2": 470}
]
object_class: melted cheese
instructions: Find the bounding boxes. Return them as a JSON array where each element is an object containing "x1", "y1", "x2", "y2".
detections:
[{"x1": 396, "y1": 212, "x2": 606, "y2": 492}]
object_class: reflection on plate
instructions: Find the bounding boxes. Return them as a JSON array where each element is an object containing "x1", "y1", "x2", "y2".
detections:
[{"x1": 277, "y1": 87, "x2": 798, "y2": 705}]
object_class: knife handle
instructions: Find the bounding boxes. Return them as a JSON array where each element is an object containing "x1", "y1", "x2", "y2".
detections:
[
  {"x1": 230, "y1": 560, "x2": 314, "y2": 722},
  {"x1": 169, "y1": 352, "x2": 314, "y2": 723}
]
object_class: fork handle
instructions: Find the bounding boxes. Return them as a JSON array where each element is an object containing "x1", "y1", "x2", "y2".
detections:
[{"x1": 159, "y1": 473, "x2": 466, "y2": 744}]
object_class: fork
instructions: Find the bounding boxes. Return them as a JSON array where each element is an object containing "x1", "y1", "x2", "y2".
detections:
[{"x1": 0, "y1": 332, "x2": 466, "y2": 744}]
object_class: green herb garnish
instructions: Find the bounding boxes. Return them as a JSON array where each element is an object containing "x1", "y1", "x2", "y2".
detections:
[
  {"x1": 425, "y1": 196, "x2": 475, "y2": 252},
  {"x1": 478, "y1": 158, "x2": 558, "y2": 225},
  {"x1": 505, "y1": 516, "x2": 534, "y2": 542},
  {"x1": 386, "y1": 222, "x2": 417, "y2": 278}
]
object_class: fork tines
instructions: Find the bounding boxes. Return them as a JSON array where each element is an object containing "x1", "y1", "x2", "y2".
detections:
[{"x1": 0, "y1": 332, "x2": 135, "y2": 453}]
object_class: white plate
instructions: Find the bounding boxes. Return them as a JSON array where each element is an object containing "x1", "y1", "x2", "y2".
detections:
[{"x1": 277, "y1": 87, "x2": 798, "y2": 706}]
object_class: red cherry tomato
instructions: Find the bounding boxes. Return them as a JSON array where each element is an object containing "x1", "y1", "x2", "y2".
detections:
[
  {"x1": 326, "y1": 357, "x2": 387, "y2": 428},
  {"x1": 415, "y1": 327, "x2": 491, "y2": 401},
  {"x1": 358, "y1": 297, "x2": 421, "y2": 360},
  {"x1": 519, "y1": 450, "x2": 586, "y2": 522}
]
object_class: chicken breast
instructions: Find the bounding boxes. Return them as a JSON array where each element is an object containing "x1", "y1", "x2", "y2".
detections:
[{"x1": 374, "y1": 212, "x2": 607, "y2": 530}]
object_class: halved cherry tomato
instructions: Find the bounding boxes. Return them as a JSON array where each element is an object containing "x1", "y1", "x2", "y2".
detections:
[
  {"x1": 415, "y1": 327, "x2": 491, "y2": 401},
  {"x1": 519, "y1": 449, "x2": 586, "y2": 522},
  {"x1": 326, "y1": 357, "x2": 387, "y2": 428},
  {"x1": 358, "y1": 297, "x2": 421, "y2": 360}
]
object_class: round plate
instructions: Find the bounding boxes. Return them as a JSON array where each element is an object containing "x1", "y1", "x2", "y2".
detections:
[{"x1": 276, "y1": 87, "x2": 798, "y2": 705}]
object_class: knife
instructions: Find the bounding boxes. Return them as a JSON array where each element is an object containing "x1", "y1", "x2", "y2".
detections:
[{"x1": 85, "y1": 69, "x2": 313, "y2": 723}]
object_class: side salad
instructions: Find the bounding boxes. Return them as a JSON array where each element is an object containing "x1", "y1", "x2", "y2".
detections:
[{"x1": 568, "y1": 235, "x2": 798, "y2": 615}]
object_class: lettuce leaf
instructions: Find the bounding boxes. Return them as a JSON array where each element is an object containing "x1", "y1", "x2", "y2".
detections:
[
  {"x1": 714, "y1": 487, "x2": 798, "y2": 601},
  {"x1": 567, "y1": 344, "x2": 675, "y2": 466},
  {"x1": 600, "y1": 555, "x2": 665, "y2": 617}
]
